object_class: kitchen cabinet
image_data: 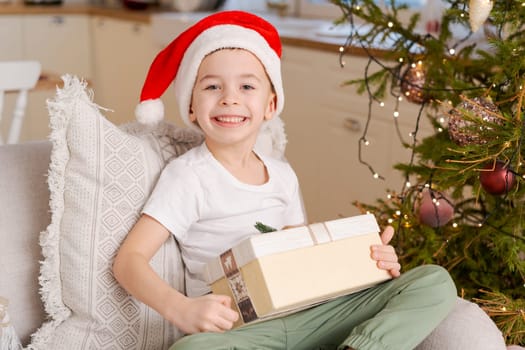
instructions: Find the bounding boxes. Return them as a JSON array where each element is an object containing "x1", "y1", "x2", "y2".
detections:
[
  {"x1": 23, "y1": 14, "x2": 92, "y2": 78},
  {"x1": 281, "y1": 45, "x2": 434, "y2": 222},
  {"x1": 1, "y1": 14, "x2": 92, "y2": 143},
  {"x1": 90, "y1": 16, "x2": 164, "y2": 126},
  {"x1": 0, "y1": 16, "x2": 24, "y2": 60}
]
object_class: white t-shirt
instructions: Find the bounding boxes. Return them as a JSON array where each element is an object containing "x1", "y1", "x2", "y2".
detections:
[{"x1": 142, "y1": 143, "x2": 306, "y2": 297}]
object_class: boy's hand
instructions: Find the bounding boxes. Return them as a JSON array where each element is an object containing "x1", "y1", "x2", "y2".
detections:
[
  {"x1": 370, "y1": 226, "x2": 401, "y2": 278},
  {"x1": 174, "y1": 294, "x2": 239, "y2": 334}
]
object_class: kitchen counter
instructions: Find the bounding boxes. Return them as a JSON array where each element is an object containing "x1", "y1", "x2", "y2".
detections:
[
  {"x1": 0, "y1": 2, "x2": 386, "y2": 56},
  {"x1": 0, "y1": 3, "x2": 155, "y2": 23}
]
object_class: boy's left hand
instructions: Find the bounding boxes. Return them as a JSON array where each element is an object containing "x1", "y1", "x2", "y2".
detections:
[{"x1": 370, "y1": 226, "x2": 401, "y2": 278}]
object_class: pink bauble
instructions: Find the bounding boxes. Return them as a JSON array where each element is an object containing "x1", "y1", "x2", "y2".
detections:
[
  {"x1": 418, "y1": 190, "x2": 454, "y2": 227},
  {"x1": 480, "y1": 161, "x2": 516, "y2": 195}
]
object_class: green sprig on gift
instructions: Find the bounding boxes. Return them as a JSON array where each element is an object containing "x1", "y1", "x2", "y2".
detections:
[{"x1": 254, "y1": 222, "x2": 277, "y2": 233}]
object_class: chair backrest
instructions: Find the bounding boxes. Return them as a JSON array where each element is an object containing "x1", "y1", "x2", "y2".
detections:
[{"x1": 0, "y1": 61, "x2": 41, "y2": 144}]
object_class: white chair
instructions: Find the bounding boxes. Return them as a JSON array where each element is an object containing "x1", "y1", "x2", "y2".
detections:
[{"x1": 0, "y1": 61, "x2": 41, "y2": 144}]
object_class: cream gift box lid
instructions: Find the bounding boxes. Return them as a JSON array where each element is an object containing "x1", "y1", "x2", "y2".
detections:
[{"x1": 204, "y1": 213, "x2": 380, "y2": 284}]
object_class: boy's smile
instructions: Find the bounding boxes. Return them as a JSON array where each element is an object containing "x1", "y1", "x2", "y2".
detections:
[{"x1": 212, "y1": 114, "x2": 249, "y2": 127}]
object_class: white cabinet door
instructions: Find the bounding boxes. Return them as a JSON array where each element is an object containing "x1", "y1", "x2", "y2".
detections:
[
  {"x1": 282, "y1": 45, "x2": 433, "y2": 222},
  {"x1": 23, "y1": 15, "x2": 92, "y2": 143},
  {"x1": 0, "y1": 16, "x2": 24, "y2": 61},
  {"x1": 2, "y1": 14, "x2": 92, "y2": 143},
  {"x1": 22, "y1": 14, "x2": 92, "y2": 79},
  {"x1": 90, "y1": 16, "x2": 160, "y2": 126}
]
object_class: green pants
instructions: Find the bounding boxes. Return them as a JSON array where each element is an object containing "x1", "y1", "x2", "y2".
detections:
[{"x1": 171, "y1": 265, "x2": 456, "y2": 350}]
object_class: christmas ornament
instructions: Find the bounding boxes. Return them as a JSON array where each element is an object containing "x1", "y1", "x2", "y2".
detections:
[
  {"x1": 420, "y1": 0, "x2": 446, "y2": 35},
  {"x1": 479, "y1": 161, "x2": 516, "y2": 195},
  {"x1": 418, "y1": 190, "x2": 454, "y2": 228},
  {"x1": 469, "y1": 0, "x2": 493, "y2": 33},
  {"x1": 400, "y1": 62, "x2": 428, "y2": 104},
  {"x1": 447, "y1": 96, "x2": 502, "y2": 146}
]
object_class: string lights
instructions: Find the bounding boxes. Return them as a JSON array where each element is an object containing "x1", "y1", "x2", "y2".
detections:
[
  {"x1": 335, "y1": 0, "x2": 516, "y2": 230},
  {"x1": 332, "y1": 3, "x2": 525, "y2": 341}
]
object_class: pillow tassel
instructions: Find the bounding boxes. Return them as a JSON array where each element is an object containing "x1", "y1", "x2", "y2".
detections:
[{"x1": 0, "y1": 297, "x2": 23, "y2": 350}]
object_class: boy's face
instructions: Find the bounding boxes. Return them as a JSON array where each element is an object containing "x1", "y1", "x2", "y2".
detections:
[{"x1": 189, "y1": 49, "x2": 276, "y2": 148}]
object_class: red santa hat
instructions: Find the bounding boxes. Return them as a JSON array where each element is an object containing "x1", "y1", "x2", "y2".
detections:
[{"x1": 135, "y1": 11, "x2": 287, "y2": 156}]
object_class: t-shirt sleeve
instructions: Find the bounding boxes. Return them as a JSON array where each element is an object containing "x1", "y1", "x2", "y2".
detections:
[{"x1": 142, "y1": 160, "x2": 201, "y2": 241}]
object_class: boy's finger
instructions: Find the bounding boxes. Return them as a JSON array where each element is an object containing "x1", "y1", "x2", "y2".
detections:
[
  {"x1": 214, "y1": 294, "x2": 232, "y2": 307},
  {"x1": 380, "y1": 226, "x2": 395, "y2": 245},
  {"x1": 220, "y1": 305, "x2": 239, "y2": 322}
]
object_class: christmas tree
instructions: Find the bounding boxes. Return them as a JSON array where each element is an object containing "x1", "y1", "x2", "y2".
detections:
[{"x1": 332, "y1": 0, "x2": 525, "y2": 345}]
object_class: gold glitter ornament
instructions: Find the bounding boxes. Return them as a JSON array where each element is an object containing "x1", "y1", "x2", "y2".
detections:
[{"x1": 447, "y1": 96, "x2": 502, "y2": 146}]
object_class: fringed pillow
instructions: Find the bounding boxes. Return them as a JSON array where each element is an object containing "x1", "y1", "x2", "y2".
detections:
[{"x1": 28, "y1": 76, "x2": 203, "y2": 350}]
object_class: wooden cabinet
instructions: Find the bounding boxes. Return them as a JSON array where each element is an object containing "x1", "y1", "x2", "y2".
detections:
[
  {"x1": 0, "y1": 16, "x2": 24, "y2": 61},
  {"x1": 23, "y1": 15, "x2": 92, "y2": 78},
  {"x1": 281, "y1": 45, "x2": 434, "y2": 222},
  {"x1": 1, "y1": 14, "x2": 92, "y2": 143},
  {"x1": 90, "y1": 16, "x2": 161, "y2": 126}
]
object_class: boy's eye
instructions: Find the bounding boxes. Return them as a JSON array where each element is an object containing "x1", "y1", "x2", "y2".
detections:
[
  {"x1": 205, "y1": 84, "x2": 219, "y2": 90},
  {"x1": 241, "y1": 84, "x2": 255, "y2": 90}
]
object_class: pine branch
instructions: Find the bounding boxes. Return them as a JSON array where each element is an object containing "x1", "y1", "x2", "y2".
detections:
[
  {"x1": 474, "y1": 290, "x2": 525, "y2": 345},
  {"x1": 254, "y1": 222, "x2": 277, "y2": 233}
]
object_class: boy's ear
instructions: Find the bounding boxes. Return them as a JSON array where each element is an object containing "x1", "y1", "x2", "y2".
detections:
[
  {"x1": 189, "y1": 106, "x2": 196, "y2": 122},
  {"x1": 264, "y1": 93, "x2": 277, "y2": 121}
]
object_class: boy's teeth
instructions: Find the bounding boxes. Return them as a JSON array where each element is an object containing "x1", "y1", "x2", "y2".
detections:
[{"x1": 216, "y1": 116, "x2": 245, "y2": 123}]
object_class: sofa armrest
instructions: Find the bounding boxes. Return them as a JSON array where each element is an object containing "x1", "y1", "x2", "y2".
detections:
[{"x1": 0, "y1": 140, "x2": 52, "y2": 344}]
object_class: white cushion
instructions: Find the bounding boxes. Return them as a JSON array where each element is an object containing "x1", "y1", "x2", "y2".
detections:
[{"x1": 28, "y1": 76, "x2": 203, "y2": 349}]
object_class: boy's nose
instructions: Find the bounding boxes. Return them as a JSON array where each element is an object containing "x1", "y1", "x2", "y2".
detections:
[{"x1": 220, "y1": 87, "x2": 239, "y2": 105}]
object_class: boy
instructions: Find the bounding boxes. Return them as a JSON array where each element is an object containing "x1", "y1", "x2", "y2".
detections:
[{"x1": 113, "y1": 11, "x2": 456, "y2": 350}]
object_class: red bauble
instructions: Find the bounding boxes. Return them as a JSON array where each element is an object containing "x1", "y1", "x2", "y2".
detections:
[
  {"x1": 479, "y1": 161, "x2": 516, "y2": 195},
  {"x1": 418, "y1": 190, "x2": 454, "y2": 227}
]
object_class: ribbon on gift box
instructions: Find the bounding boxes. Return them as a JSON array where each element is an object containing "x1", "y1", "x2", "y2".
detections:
[
  {"x1": 306, "y1": 222, "x2": 333, "y2": 244},
  {"x1": 219, "y1": 249, "x2": 258, "y2": 323}
]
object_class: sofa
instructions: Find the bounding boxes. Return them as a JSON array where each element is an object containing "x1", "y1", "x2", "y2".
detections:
[{"x1": 0, "y1": 77, "x2": 520, "y2": 349}]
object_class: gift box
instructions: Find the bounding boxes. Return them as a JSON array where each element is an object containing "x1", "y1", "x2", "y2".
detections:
[{"x1": 204, "y1": 214, "x2": 392, "y2": 327}]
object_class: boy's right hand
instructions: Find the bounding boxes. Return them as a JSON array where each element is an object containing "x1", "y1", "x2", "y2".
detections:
[{"x1": 172, "y1": 294, "x2": 239, "y2": 334}]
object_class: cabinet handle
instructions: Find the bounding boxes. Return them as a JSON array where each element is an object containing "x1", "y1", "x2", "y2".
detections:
[
  {"x1": 51, "y1": 16, "x2": 65, "y2": 25},
  {"x1": 132, "y1": 23, "x2": 142, "y2": 34},
  {"x1": 344, "y1": 117, "x2": 361, "y2": 132}
]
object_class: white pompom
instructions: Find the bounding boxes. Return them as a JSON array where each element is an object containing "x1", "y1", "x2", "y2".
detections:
[
  {"x1": 135, "y1": 99, "x2": 165, "y2": 125},
  {"x1": 469, "y1": 0, "x2": 493, "y2": 33}
]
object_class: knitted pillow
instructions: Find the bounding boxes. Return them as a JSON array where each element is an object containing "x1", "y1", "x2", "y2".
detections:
[{"x1": 28, "y1": 76, "x2": 203, "y2": 350}]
